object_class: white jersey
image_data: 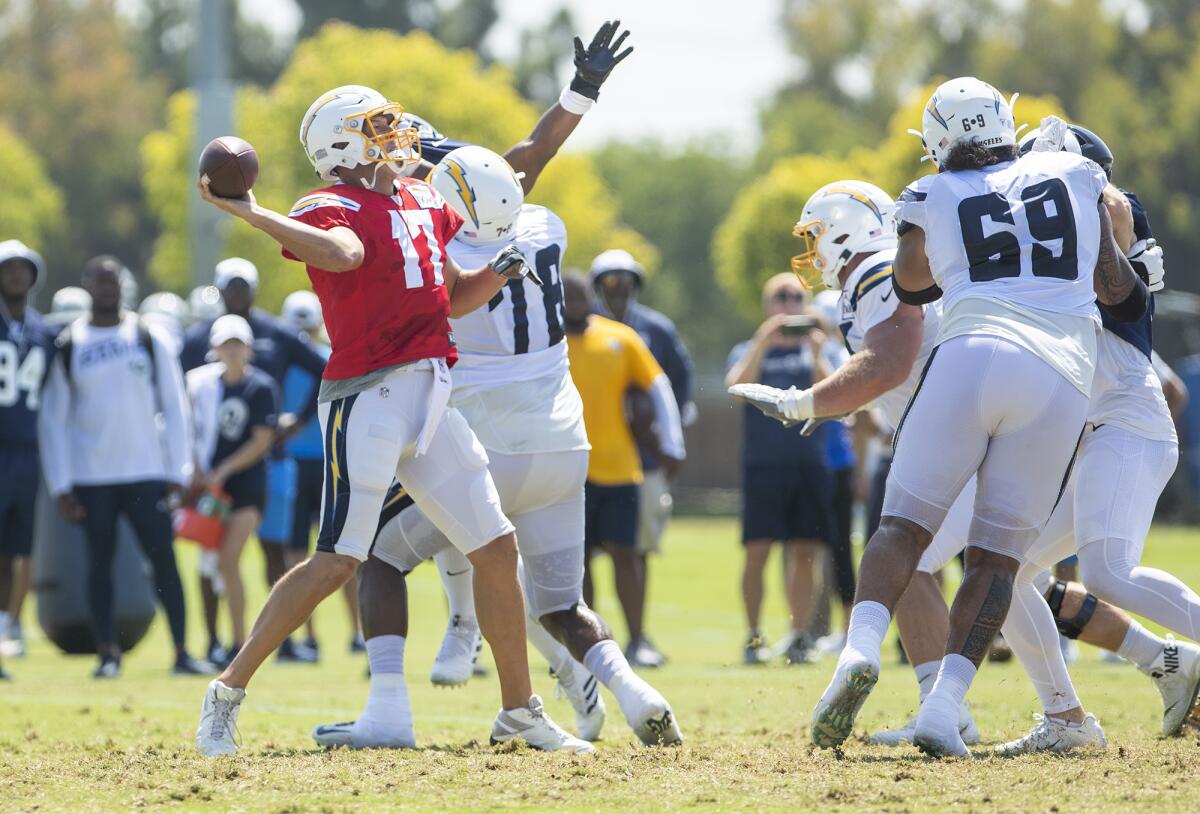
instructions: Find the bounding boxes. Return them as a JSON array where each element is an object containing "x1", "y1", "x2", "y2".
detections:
[
  {"x1": 1087, "y1": 333, "x2": 1176, "y2": 443},
  {"x1": 837, "y1": 248, "x2": 942, "y2": 428},
  {"x1": 446, "y1": 204, "x2": 587, "y2": 455},
  {"x1": 896, "y1": 151, "x2": 1108, "y2": 395}
]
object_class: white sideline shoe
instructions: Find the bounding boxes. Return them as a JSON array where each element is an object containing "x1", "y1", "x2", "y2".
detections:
[
  {"x1": 430, "y1": 616, "x2": 481, "y2": 687},
  {"x1": 490, "y1": 695, "x2": 595, "y2": 753},
  {"x1": 994, "y1": 713, "x2": 1107, "y2": 755},
  {"x1": 196, "y1": 680, "x2": 245, "y2": 756}
]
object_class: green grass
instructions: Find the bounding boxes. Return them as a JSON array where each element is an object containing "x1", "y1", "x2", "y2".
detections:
[{"x1": 4, "y1": 518, "x2": 1200, "y2": 812}]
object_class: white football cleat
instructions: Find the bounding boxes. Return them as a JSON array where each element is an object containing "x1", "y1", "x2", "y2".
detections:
[
  {"x1": 1146, "y1": 636, "x2": 1200, "y2": 736},
  {"x1": 811, "y1": 655, "x2": 878, "y2": 749},
  {"x1": 913, "y1": 693, "x2": 970, "y2": 758},
  {"x1": 553, "y1": 661, "x2": 606, "y2": 741},
  {"x1": 994, "y1": 713, "x2": 1107, "y2": 755},
  {"x1": 312, "y1": 719, "x2": 416, "y2": 750},
  {"x1": 430, "y1": 615, "x2": 482, "y2": 687},
  {"x1": 871, "y1": 703, "x2": 980, "y2": 747},
  {"x1": 490, "y1": 695, "x2": 595, "y2": 754},
  {"x1": 196, "y1": 679, "x2": 245, "y2": 756}
]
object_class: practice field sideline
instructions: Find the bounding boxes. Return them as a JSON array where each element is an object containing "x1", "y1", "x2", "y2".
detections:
[{"x1": 3, "y1": 517, "x2": 1200, "y2": 813}]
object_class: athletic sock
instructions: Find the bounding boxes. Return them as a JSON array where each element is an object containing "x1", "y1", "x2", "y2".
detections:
[
  {"x1": 925, "y1": 654, "x2": 977, "y2": 713},
  {"x1": 1118, "y1": 620, "x2": 1165, "y2": 672},
  {"x1": 584, "y1": 639, "x2": 661, "y2": 714},
  {"x1": 915, "y1": 660, "x2": 940, "y2": 702},
  {"x1": 841, "y1": 601, "x2": 890, "y2": 667},
  {"x1": 358, "y1": 635, "x2": 414, "y2": 744},
  {"x1": 433, "y1": 547, "x2": 476, "y2": 623}
]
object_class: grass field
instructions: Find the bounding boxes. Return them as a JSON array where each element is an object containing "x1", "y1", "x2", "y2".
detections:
[{"x1": 4, "y1": 517, "x2": 1200, "y2": 813}]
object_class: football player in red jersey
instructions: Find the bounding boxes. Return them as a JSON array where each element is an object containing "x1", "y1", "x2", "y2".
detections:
[{"x1": 195, "y1": 85, "x2": 592, "y2": 756}]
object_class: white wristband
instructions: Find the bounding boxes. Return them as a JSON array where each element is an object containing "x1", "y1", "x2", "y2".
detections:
[{"x1": 558, "y1": 86, "x2": 595, "y2": 115}]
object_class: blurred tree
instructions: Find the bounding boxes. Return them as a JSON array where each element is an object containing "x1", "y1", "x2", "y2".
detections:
[
  {"x1": 717, "y1": 81, "x2": 1064, "y2": 317},
  {"x1": 130, "y1": 0, "x2": 290, "y2": 91},
  {"x1": 0, "y1": 0, "x2": 165, "y2": 290},
  {"x1": 294, "y1": 0, "x2": 497, "y2": 52},
  {"x1": 141, "y1": 24, "x2": 654, "y2": 308},
  {"x1": 510, "y1": 7, "x2": 577, "y2": 109},
  {"x1": 594, "y1": 141, "x2": 753, "y2": 367},
  {"x1": 0, "y1": 125, "x2": 66, "y2": 278}
]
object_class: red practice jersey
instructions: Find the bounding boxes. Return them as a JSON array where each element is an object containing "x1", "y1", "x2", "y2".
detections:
[{"x1": 283, "y1": 178, "x2": 464, "y2": 379}]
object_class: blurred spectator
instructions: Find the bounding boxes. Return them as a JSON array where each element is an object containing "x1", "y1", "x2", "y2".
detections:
[
  {"x1": 188, "y1": 285, "x2": 225, "y2": 324},
  {"x1": 179, "y1": 258, "x2": 326, "y2": 663},
  {"x1": 278, "y1": 290, "x2": 363, "y2": 654},
  {"x1": 590, "y1": 249, "x2": 693, "y2": 669},
  {"x1": 139, "y1": 292, "x2": 190, "y2": 355},
  {"x1": 0, "y1": 241, "x2": 56, "y2": 668},
  {"x1": 563, "y1": 274, "x2": 686, "y2": 669},
  {"x1": 726, "y1": 273, "x2": 836, "y2": 666},
  {"x1": 47, "y1": 286, "x2": 91, "y2": 328},
  {"x1": 38, "y1": 255, "x2": 206, "y2": 678},
  {"x1": 186, "y1": 315, "x2": 278, "y2": 666}
]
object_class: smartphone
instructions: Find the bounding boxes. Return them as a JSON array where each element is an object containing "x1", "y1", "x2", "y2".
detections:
[{"x1": 779, "y1": 315, "x2": 817, "y2": 336}]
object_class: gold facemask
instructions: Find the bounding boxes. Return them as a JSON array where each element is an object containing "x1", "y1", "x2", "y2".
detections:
[
  {"x1": 790, "y1": 220, "x2": 826, "y2": 290},
  {"x1": 344, "y1": 102, "x2": 421, "y2": 167}
]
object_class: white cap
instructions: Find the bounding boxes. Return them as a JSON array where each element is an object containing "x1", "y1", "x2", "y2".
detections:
[
  {"x1": 590, "y1": 249, "x2": 645, "y2": 283},
  {"x1": 214, "y1": 257, "x2": 259, "y2": 290},
  {"x1": 0, "y1": 239, "x2": 45, "y2": 287},
  {"x1": 209, "y1": 314, "x2": 254, "y2": 348},
  {"x1": 281, "y1": 290, "x2": 322, "y2": 332}
]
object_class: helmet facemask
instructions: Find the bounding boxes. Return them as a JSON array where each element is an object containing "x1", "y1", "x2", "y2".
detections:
[
  {"x1": 343, "y1": 102, "x2": 421, "y2": 173},
  {"x1": 791, "y1": 220, "x2": 828, "y2": 290}
]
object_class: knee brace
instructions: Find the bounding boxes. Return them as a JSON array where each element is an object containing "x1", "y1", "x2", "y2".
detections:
[{"x1": 1045, "y1": 578, "x2": 1097, "y2": 640}]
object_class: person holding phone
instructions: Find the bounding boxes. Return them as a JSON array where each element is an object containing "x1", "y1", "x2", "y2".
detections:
[{"x1": 726, "y1": 273, "x2": 836, "y2": 666}]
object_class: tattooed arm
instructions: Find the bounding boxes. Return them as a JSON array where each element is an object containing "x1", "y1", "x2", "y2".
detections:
[{"x1": 1093, "y1": 200, "x2": 1147, "y2": 320}]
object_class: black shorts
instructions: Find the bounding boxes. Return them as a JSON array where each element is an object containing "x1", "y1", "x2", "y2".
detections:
[
  {"x1": 223, "y1": 470, "x2": 266, "y2": 513},
  {"x1": 741, "y1": 461, "x2": 833, "y2": 545},
  {"x1": 289, "y1": 457, "x2": 325, "y2": 550},
  {"x1": 584, "y1": 482, "x2": 639, "y2": 549},
  {"x1": 0, "y1": 446, "x2": 39, "y2": 557}
]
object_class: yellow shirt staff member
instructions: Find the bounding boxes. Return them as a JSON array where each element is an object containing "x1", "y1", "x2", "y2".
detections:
[{"x1": 562, "y1": 274, "x2": 685, "y2": 656}]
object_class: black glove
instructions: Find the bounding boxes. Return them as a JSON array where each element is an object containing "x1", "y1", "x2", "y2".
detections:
[
  {"x1": 491, "y1": 245, "x2": 542, "y2": 286},
  {"x1": 570, "y1": 20, "x2": 634, "y2": 101}
]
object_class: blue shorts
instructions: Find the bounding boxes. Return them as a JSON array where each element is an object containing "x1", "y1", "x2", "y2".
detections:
[
  {"x1": 741, "y1": 461, "x2": 832, "y2": 545},
  {"x1": 0, "y1": 446, "x2": 39, "y2": 557},
  {"x1": 584, "y1": 482, "x2": 640, "y2": 549},
  {"x1": 257, "y1": 457, "x2": 296, "y2": 540}
]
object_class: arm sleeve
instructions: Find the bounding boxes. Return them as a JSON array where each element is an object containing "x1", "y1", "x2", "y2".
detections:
[
  {"x1": 894, "y1": 177, "x2": 932, "y2": 236},
  {"x1": 38, "y1": 355, "x2": 73, "y2": 497},
  {"x1": 647, "y1": 374, "x2": 686, "y2": 460},
  {"x1": 152, "y1": 329, "x2": 194, "y2": 485}
]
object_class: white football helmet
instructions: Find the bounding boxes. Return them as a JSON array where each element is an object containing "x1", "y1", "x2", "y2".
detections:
[
  {"x1": 792, "y1": 180, "x2": 896, "y2": 290},
  {"x1": 918, "y1": 77, "x2": 1018, "y2": 168},
  {"x1": 429, "y1": 145, "x2": 525, "y2": 246},
  {"x1": 48, "y1": 286, "x2": 92, "y2": 326},
  {"x1": 139, "y1": 291, "x2": 189, "y2": 323},
  {"x1": 281, "y1": 290, "x2": 323, "y2": 333},
  {"x1": 299, "y1": 85, "x2": 420, "y2": 182}
]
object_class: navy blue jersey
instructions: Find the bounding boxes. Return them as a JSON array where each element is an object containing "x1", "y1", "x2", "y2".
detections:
[
  {"x1": 0, "y1": 308, "x2": 56, "y2": 447},
  {"x1": 728, "y1": 341, "x2": 826, "y2": 467},
  {"x1": 180, "y1": 309, "x2": 325, "y2": 421},
  {"x1": 1099, "y1": 190, "x2": 1154, "y2": 360},
  {"x1": 212, "y1": 367, "x2": 278, "y2": 483}
]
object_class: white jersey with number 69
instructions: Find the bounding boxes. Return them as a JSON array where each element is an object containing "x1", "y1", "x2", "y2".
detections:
[
  {"x1": 446, "y1": 203, "x2": 587, "y2": 455},
  {"x1": 895, "y1": 151, "x2": 1108, "y2": 395}
]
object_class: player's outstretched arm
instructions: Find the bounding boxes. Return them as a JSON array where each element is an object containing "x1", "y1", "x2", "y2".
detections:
[
  {"x1": 197, "y1": 177, "x2": 364, "y2": 272},
  {"x1": 810, "y1": 304, "x2": 924, "y2": 417},
  {"x1": 443, "y1": 246, "x2": 539, "y2": 318},
  {"x1": 1094, "y1": 200, "x2": 1147, "y2": 320},
  {"x1": 504, "y1": 19, "x2": 633, "y2": 194}
]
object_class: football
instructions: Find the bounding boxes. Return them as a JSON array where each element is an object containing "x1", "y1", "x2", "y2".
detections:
[{"x1": 198, "y1": 136, "x2": 259, "y2": 198}]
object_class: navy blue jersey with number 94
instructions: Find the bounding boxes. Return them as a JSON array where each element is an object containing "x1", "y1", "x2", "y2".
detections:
[{"x1": 0, "y1": 309, "x2": 56, "y2": 446}]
